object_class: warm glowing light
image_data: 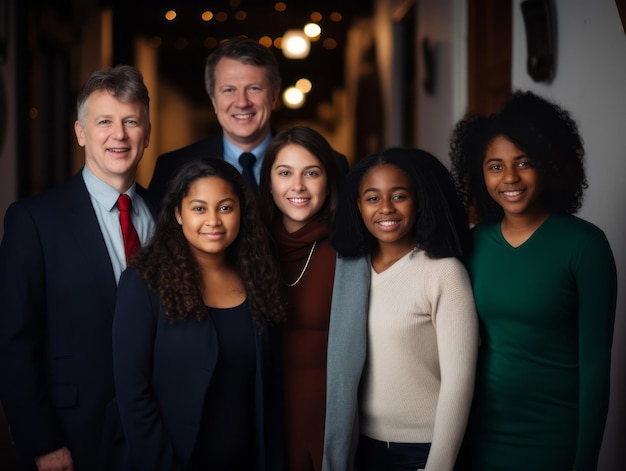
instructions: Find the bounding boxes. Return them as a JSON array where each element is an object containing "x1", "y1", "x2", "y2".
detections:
[
  {"x1": 165, "y1": 10, "x2": 177, "y2": 21},
  {"x1": 310, "y1": 12, "x2": 322, "y2": 22},
  {"x1": 274, "y1": 37, "x2": 283, "y2": 49},
  {"x1": 304, "y1": 23, "x2": 321, "y2": 38},
  {"x1": 274, "y1": 2, "x2": 287, "y2": 12},
  {"x1": 259, "y1": 36, "x2": 273, "y2": 47},
  {"x1": 330, "y1": 12, "x2": 343, "y2": 22},
  {"x1": 215, "y1": 11, "x2": 228, "y2": 22},
  {"x1": 295, "y1": 78, "x2": 312, "y2": 94},
  {"x1": 201, "y1": 11, "x2": 214, "y2": 21},
  {"x1": 282, "y1": 30, "x2": 310, "y2": 59},
  {"x1": 234, "y1": 10, "x2": 247, "y2": 20},
  {"x1": 29, "y1": 107, "x2": 39, "y2": 119},
  {"x1": 323, "y1": 38, "x2": 337, "y2": 50},
  {"x1": 283, "y1": 87, "x2": 305, "y2": 109}
]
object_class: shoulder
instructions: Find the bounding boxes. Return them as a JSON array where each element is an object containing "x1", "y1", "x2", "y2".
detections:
[{"x1": 156, "y1": 134, "x2": 224, "y2": 163}]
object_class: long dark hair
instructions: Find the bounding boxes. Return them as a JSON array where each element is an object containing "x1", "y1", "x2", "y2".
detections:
[
  {"x1": 331, "y1": 148, "x2": 470, "y2": 260},
  {"x1": 131, "y1": 159, "x2": 287, "y2": 327}
]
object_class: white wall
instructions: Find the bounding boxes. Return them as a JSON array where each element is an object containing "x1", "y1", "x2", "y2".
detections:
[{"x1": 512, "y1": 1, "x2": 626, "y2": 467}]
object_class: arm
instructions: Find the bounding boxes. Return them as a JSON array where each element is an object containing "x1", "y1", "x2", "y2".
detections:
[
  {"x1": 423, "y1": 259, "x2": 479, "y2": 471},
  {"x1": 573, "y1": 230, "x2": 617, "y2": 470},
  {"x1": 0, "y1": 203, "x2": 68, "y2": 460},
  {"x1": 112, "y1": 269, "x2": 183, "y2": 471}
]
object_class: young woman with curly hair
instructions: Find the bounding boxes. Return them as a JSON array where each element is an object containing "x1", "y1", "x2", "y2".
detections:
[
  {"x1": 323, "y1": 148, "x2": 478, "y2": 471},
  {"x1": 450, "y1": 91, "x2": 617, "y2": 471},
  {"x1": 112, "y1": 159, "x2": 287, "y2": 471}
]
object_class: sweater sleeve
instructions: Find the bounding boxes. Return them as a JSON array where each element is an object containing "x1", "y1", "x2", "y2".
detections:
[
  {"x1": 573, "y1": 229, "x2": 616, "y2": 470},
  {"x1": 423, "y1": 258, "x2": 479, "y2": 471}
]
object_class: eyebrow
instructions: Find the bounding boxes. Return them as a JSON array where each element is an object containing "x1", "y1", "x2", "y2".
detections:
[
  {"x1": 274, "y1": 164, "x2": 322, "y2": 170},
  {"x1": 361, "y1": 186, "x2": 409, "y2": 193}
]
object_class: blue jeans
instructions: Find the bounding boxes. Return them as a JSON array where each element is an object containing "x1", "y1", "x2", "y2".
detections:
[{"x1": 355, "y1": 434, "x2": 431, "y2": 470}]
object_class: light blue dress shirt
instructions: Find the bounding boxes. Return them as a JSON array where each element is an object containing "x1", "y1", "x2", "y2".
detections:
[
  {"x1": 222, "y1": 133, "x2": 272, "y2": 185},
  {"x1": 82, "y1": 166, "x2": 155, "y2": 283}
]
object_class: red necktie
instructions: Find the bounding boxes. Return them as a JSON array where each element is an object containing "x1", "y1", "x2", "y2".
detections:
[{"x1": 118, "y1": 194, "x2": 141, "y2": 263}]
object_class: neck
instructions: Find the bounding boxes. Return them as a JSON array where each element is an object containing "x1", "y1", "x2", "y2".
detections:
[{"x1": 372, "y1": 241, "x2": 415, "y2": 273}]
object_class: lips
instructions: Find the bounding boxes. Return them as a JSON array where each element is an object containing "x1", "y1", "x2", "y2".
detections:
[
  {"x1": 233, "y1": 113, "x2": 254, "y2": 120},
  {"x1": 376, "y1": 219, "x2": 400, "y2": 228},
  {"x1": 288, "y1": 197, "x2": 310, "y2": 206},
  {"x1": 499, "y1": 188, "x2": 526, "y2": 201}
]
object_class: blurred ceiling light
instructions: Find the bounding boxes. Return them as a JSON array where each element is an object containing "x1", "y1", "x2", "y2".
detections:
[
  {"x1": 274, "y1": 2, "x2": 287, "y2": 12},
  {"x1": 215, "y1": 11, "x2": 228, "y2": 22},
  {"x1": 201, "y1": 11, "x2": 214, "y2": 21},
  {"x1": 282, "y1": 30, "x2": 310, "y2": 59},
  {"x1": 295, "y1": 78, "x2": 312, "y2": 94},
  {"x1": 259, "y1": 36, "x2": 273, "y2": 48},
  {"x1": 234, "y1": 10, "x2": 247, "y2": 20},
  {"x1": 304, "y1": 23, "x2": 321, "y2": 38},
  {"x1": 310, "y1": 12, "x2": 323, "y2": 22},
  {"x1": 165, "y1": 10, "x2": 177, "y2": 21},
  {"x1": 330, "y1": 12, "x2": 343, "y2": 22},
  {"x1": 323, "y1": 38, "x2": 337, "y2": 50},
  {"x1": 283, "y1": 87, "x2": 305, "y2": 109}
]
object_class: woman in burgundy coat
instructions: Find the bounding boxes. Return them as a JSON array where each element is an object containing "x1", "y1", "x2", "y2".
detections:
[{"x1": 259, "y1": 126, "x2": 343, "y2": 471}]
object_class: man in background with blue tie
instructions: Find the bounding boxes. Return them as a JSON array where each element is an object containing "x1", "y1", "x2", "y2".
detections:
[
  {"x1": 0, "y1": 65, "x2": 157, "y2": 470},
  {"x1": 149, "y1": 37, "x2": 348, "y2": 202}
]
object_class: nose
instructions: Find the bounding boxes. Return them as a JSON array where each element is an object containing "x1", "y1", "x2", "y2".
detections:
[
  {"x1": 234, "y1": 89, "x2": 251, "y2": 107},
  {"x1": 502, "y1": 165, "x2": 520, "y2": 183},
  {"x1": 112, "y1": 121, "x2": 128, "y2": 140},
  {"x1": 378, "y1": 198, "x2": 395, "y2": 214},
  {"x1": 204, "y1": 210, "x2": 221, "y2": 227},
  {"x1": 292, "y1": 175, "x2": 306, "y2": 192}
]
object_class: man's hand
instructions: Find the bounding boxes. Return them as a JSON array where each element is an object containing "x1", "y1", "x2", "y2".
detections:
[{"x1": 35, "y1": 447, "x2": 74, "y2": 471}]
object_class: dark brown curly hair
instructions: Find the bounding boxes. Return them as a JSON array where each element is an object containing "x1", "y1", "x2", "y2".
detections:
[
  {"x1": 450, "y1": 90, "x2": 587, "y2": 224},
  {"x1": 130, "y1": 159, "x2": 287, "y2": 328}
]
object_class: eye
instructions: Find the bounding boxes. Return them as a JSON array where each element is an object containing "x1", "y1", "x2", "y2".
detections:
[
  {"x1": 517, "y1": 159, "x2": 534, "y2": 168},
  {"x1": 219, "y1": 204, "x2": 235, "y2": 213},
  {"x1": 487, "y1": 163, "x2": 502, "y2": 171},
  {"x1": 304, "y1": 170, "x2": 320, "y2": 178},
  {"x1": 278, "y1": 170, "x2": 291, "y2": 177},
  {"x1": 392, "y1": 193, "x2": 407, "y2": 201},
  {"x1": 191, "y1": 206, "x2": 205, "y2": 213},
  {"x1": 364, "y1": 195, "x2": 379, "y2": 203},
  {"x1": 248, "y1": 85, "x2": 262, "y2": 93},
  {"x1": 98, "y1": 119, "x2": 111, "y2": 125},
  {"x1": 124, "y1": 119, "x2": 139, "y2": 127}
]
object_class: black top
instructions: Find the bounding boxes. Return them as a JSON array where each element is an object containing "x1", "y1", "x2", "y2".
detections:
[{"x1": 189, "y1": 302, "x2": 258, "y2": 470}]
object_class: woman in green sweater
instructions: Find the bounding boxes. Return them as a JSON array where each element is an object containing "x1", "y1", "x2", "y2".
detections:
[{"x1": 450, "y1": 90, "x2": 617, "y2": 471}]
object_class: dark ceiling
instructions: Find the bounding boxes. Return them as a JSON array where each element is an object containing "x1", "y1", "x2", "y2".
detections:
[{"x1": 110, "y1": 0, "x2": 374, "y2": 123}]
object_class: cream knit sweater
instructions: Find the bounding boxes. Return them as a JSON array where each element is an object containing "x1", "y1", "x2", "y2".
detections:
[{"x1": 359, "y1": 249, "x2": 478, "y2": 471}]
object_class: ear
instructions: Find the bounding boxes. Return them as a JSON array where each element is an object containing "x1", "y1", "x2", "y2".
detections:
[
  {"x1": 144, "y1": 123, "x2": 152, "y2": 148},
  {"x1": 174, "y1": 207, "x2": 182, "y2": 225},
  {"x1": 74, "y1": 121, "x2": 86, "y2": 147}
]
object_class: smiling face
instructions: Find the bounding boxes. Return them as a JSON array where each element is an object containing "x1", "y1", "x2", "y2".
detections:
[
  {"x1": 175, "y1": 176, "x2": 241, "y2": 260},
  {"x1": 270, "y1": 143, "x2": 328, "y2": 233},
  {"x1": 210, "y1": 57, "x2": 278, "y2": 151},
  {"x1": 483, "y1": 135, "x2": 545, "y2": 219},
  {"x1": 74, "y1": 90, "x2": 150, "y2": 191},
  {"x1": 357, "y1": 163, "x2": 417, "y2": 252}
]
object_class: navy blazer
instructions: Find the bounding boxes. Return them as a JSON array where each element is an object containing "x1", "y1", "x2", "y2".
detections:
[
  {"x1": 0, "y1": 172, "x2": 157, "y2": 469},
  {"x1": 112, "y1": 269, "x2": 286, "y2": 471},
  {"x1": 148, "y1": 134, "x2": 225, "y2": 207}
]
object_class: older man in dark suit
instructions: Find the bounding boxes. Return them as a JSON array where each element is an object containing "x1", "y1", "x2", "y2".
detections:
[
  {"x1": 149, "y1": 37, "x2": 348, "y2": 204},
  {"x1": 0, "y1": 65, "x2": 157, "y2": 470}
]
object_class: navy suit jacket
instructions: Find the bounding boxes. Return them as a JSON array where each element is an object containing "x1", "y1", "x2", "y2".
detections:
[
  {"x1": 148, "y1": 132, "x2": 349, "y2": 208},
  {"x1": 112, "y1": 269, "x2": 286, "y2": 471},
  {"x1": 148, "y1": 134, "x2": 225, "y2": 207},
  {"x1": 0, "y1": 172, "x2": 156, "y2": 470}
]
